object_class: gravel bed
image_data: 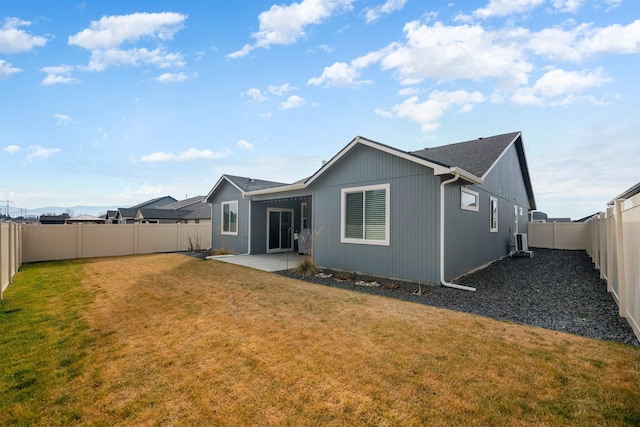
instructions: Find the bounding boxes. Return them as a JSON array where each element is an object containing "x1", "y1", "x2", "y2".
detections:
[{"x1": 277, "y1": 249, "x2": 639, "y2": 346}]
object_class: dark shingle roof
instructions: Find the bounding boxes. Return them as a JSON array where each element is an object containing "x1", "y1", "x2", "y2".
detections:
[
  {"x1": 160, "y1": 196, "x2": 206, "y2": 210},
  {"x1": 129, "y1": 196, "x2": 177, "y2": 209},
  {"x1": 116, "y1": 208, "x2": 137, "y2": 218},
  {"x1": 137, "y1": 208, "x2": 192, "y2": 220},
  {"x1": 184, "y1": 203, "x2": 212, "y2": 220},
  {"x1": 225, "y1": 175, "x2": 289, "y2": 192},
  {"x1": 411, "y1": 131, "x2": 520, "y2": 178}
]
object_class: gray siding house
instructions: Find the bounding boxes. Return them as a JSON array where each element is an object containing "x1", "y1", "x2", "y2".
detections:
[{"x1": 205, "y1": 131, "x2": 536, "y2": 288}]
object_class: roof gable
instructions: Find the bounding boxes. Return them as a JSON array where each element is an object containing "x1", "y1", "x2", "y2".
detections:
[{"x1": 304, "y1": 136, "x2": 481, "y2": 187}]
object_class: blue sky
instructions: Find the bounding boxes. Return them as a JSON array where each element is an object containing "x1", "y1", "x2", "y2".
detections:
[{"x1": 0, "y1": 0, "x2": 638, "y2": 219}]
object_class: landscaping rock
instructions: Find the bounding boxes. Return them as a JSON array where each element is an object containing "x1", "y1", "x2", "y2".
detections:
[{"x1": 278, "y1": 249, "x2": 639, "y2": 346}]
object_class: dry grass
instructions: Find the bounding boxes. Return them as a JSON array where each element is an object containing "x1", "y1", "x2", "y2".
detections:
[{"x1": 1, "y1": 254, "x2": 639, "y2": 426}]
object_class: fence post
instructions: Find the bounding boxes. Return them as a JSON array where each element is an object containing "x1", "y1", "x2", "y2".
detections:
[
  {"x1": 134, "y1": 223, "x2": 139, "y2": 255},
  {"x1": 614, "y1": 200, "x2": 627, "y2": 318}
]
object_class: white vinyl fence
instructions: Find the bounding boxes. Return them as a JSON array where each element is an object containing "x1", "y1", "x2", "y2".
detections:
[
  {"x1": 529, "y1": 193, "x2": 640, "y2": 342},
  {"x1": 1, "y1": 221, "x2": 23, "y2": 299}
]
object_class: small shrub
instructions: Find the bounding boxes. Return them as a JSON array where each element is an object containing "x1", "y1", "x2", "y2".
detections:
[
  {"x1": 187, "y1": 233, "x2": 202, "y2": 252},
  {"x1": 294, "y1": 256, "x2": 320, "y2": 277}
]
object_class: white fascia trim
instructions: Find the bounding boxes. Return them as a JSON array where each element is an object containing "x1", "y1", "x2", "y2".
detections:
[
  {"x1": 205, "y1": 175, "x2": 245, "y2": 202},
  {"x1": 449, "y1": 167, "x2": 483, "y2": 184},
  {"x1": 243, "y1": 183, "x2": 307, "y2": 197}
]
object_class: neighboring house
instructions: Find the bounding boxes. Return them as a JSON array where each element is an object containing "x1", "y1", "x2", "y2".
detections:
[
  {"x1": 66, "y1": 214, "x2": 106, "y2": 224},
  {"x1": 160, "y1": 195, "x2": 212, "y2": 224},
  {"x1": 113, "y1": 196, "x2": 178, "y2": 224},
  {"x1": 134, "y1": 208, "x2": 193, "y2": 224},
  {"x1": 113, "y1": 208, "x2": 138, "y2": 224},
  {"x1": 205, "y1": 131, "x2": 536, "y2": 286},
  {"x1": 39, "y1": 213, "x2": 70, "y2": 224},
  {"x1": 531, "y1": 211, "x2": 548, "y2": 223},
  {"x1": 130, "y1": 196, "x2": 177, "y2": 210},
  {"x1": 102, "y1": 210, "x2": 117, "y2": 224}
]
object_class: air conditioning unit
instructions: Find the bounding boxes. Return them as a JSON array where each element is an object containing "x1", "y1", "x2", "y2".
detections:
[{"x1": 515, "y1": 233, "x2": 528, "y2": 252}]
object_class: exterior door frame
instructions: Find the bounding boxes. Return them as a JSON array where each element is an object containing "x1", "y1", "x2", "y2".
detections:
[{"x1": 266, "y1": 208, "x2": 294, "y2": 253}]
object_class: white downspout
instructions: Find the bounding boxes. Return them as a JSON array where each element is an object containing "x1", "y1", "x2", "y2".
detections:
[
  {"x1": 440, "y1": 173, "x2": 476, "y2": 292},
  {"x1": 242, "y1": 195, "x2": 252, "y2": 255}
]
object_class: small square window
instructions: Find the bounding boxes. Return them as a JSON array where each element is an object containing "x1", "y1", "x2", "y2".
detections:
[{"x1": 461, "y1": 188, "x2": 479, "y2": 212}]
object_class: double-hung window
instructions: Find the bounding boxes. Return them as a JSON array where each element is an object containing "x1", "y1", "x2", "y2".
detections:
[
  {"x1": 221, "y1": 201, "x2": 238, "y2": 235},
  {"x1": 341, "y1": 183, "x2": 390, "y2": 246},
  {"x1": 490, "y1": 197, "x2": 498, "y2": 232}
]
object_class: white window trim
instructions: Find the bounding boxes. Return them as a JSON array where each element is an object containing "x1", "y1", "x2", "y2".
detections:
[
  {"x1": 221, "y1": 200, "x2": 238, "y2": 236},
  {"x1": 301, "y1": 202, "x2": 308, "y2": 230},
  {"x1": 490, "y1": 197, "x2": 498, "y2": 233},
  {"x1": 461, "y1": 187, "x2": 479, "y2": 212},
  {"x1": 340, "y1": 183, "x2": 390, "y2": 246}
]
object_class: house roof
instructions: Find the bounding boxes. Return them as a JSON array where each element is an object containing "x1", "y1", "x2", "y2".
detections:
[
  {"x1": 411, "y1": 132, "x2": 520, "y2": 179},
  {"x1": 115, "y1": 208, "x2": 137, "y2": 218},
  {"x1": 207, "y1": 132, "x2": 537, "y2": 210},
  {"x1": 205, "y1": 174, "x2": 289, "y2": 202},
  {"x1": 136, "y1": 208, "x2": 192, "y2": 220},
  {"x1": 66, "y1": 214, "x2": 105, "y2": 223},
  {"x1": 607, "y1": 181, "x2": 640, "y2": 206},
  {"x1": 160, "y1": 195, "x2": 206, "y2": 210},
  {"x1": 129, "y1": 195, "x2": 177, "y2": 209},
  {"x1": 183, "y1": 202, "x2": 212, "y2": 220}
]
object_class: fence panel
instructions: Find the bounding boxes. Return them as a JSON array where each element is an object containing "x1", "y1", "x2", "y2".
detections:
[
  {"x1": 528, "y1": 222, "x2": 586, "y2": 250},
  {"x1": 22, "y1": 223, "x2": 212, "y2": 263},
  {"x1": 1, "y1": 221, "x2": 23, "y2": 299},
  {"x1": 619, "y1": 194, "x2": 640, "y2": 340}
]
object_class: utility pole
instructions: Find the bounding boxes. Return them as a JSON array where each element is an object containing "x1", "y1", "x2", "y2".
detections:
[{"x1": 0, "y1": 200, "x2": 12, "y2": 219}]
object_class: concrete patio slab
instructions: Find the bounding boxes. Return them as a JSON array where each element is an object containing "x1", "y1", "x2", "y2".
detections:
[{"x1": 206, "y1": 252, "x2": 303, "y2": 272}]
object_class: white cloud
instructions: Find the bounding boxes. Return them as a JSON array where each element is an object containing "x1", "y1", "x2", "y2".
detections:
[
  {"x1": 141, "y1": 148, "x2": 231, "y2": 162},
  {"x1": 511, "y1": 68, "x2": 612, "y2": 105},
  {"x1": 228, "y1": 0, "x2": 354, "y2": 58},
  {"x1": 237, "y1": 140, "x2": 254, "y2": 151},
  {"x1": 68, "y1": 12, "x2": 186, "y2": 50},
  {"x1": 53, "y1": 113, "x2": 73, "y2": 125},
  {"x1": 380, "y1": 21, "x2": 532, "y2": 88},
  {"x1": 0, "y1": 17, "x2": 47, "y2": 53},
  {"x1": 67, "y1": 12, "x2": 187, "y2": 73},
  {"x1": 551, "y1": 0, "x2": 585, "y2": 13},
  {"x1": 376, "y1": 90, "x2": 485, "y2": 131},
  {"x1": 27, "y1": 146, "x2": 61, "y2": 161},
  {"x1": 40, "y1": 65, "x2": 81, "y2": 86},
  {"x1": 3, "y1": 145, "x2": 20, "y2": 154},
  {"x1": 365, "y1": 0, "x2": 407, "y2": 24},
  {"x1": 280, "y1": 95, "x2": 306, "y2": 109},
  {"x1": 87, "y1": 47, "x2": 185, "y2": 71},
  {"x1": 473, "y1": 0, "x2": 545, "y2": 19},
  {"x1": 527, "y1": 20, "x2": 640, "y2": 62},
  {"x1": 0, "y1": 59, "x2": 21, "y2": 79},
  {"x1": 155, "y1": 72, "x2": 189, "y2": 83},
  {"x1": 307, "y1": 61, "x2": 370, "y2": 87},
  {"x1": 243, "y1": 88, "x2": 268, "y2": 102},
  {"x1": 268, "y1": 83, "x2": 296, "y2": 95}
]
